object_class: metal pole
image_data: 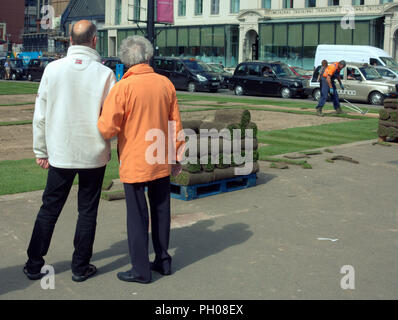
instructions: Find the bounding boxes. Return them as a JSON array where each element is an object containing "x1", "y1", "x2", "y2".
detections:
[{"x1": 147, "y1": 0, "x2": 155, "y2": 66}]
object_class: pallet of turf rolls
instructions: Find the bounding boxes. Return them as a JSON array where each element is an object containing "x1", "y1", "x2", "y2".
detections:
[
  {"x1": 378, "y1": 98, "x2": 398, "y2": 141},
  {"x1": 172, "y1": 109, "x2": 259, "y2": 201}
]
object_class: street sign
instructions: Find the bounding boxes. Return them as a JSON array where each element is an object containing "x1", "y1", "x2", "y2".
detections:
[{"x1": 116, "y1": 64, "x2": 124, "y2": 81}]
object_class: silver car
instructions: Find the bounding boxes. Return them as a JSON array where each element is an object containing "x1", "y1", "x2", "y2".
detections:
[{"x1": 309, "y1": 62, "x2": 398, "y2": 105}]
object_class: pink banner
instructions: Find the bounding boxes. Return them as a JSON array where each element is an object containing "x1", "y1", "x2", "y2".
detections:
[{"x1": 156, "y1": 0, "x2": 174, "y2": 24}]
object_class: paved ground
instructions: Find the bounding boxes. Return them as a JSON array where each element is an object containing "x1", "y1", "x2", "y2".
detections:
[{"x1": 0, "y1": 139, "x2": 397, "y2": 300}]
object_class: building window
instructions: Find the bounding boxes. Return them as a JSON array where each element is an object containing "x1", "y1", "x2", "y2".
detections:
[
  {"x1": 133, "y1": 0, "x2": 140, "y2": 21},
  {"x1": 283, "y1": 0, "x2": 294, "y2": 8},
  {"x1": 306, "y1": 0, "x2": 316, "y2": 7},
  {"x1": 328, "y1": 0, "x2": 339, "y2": 5},
  {"x1": 380, "y1": 0, "x2": 392, "y2": 3},
  {"x1": 178, "y1": 0, "x2": 186, "y2": 16},
  {"x1": 195, "y1": 0, "x2": 203, "y2": 15},
  {"x1": 262, "y1": 0, "x2": 271, "y2": 9},
  {"x1": 230, "y1": 0, "x2": 240, "y2": 13},
  {"x1": 115, "y1": 0, "x2": 122, "y2": 25},
  {"x1": 352, "y1": 0, "x2": 364, "y2": 4},
  {"x1": 211, "y1": 0, "x2": 220, "y2": 14}
]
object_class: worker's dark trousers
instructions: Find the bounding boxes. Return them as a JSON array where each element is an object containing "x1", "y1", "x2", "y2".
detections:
[
  {"x1": 26, "y1": 165, "x2": 106, "y2": 275},
  {"x1": 124, "y1": 176, "x2": 171, "y2": 282},
  {"x1": 316, "y1": 78, "x2": 340, "y2": 110}
]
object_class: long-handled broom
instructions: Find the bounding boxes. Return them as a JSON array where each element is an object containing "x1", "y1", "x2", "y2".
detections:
[{"x1": 341, "y1": 98, "x2": 369, "y2": 115}]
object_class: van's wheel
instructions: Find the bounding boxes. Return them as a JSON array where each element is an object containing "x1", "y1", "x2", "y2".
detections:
[
  {"x1": 313, "y1": 88, "x2": 321, "y2": 101},
  {"x1": 28, "y1": 74, "x2": 33, "y2": 81},
  {"x1": 369, "y1": 91, "x2": 384, "y2": 105},
  {"x1": 234, "y1": 85, "x2": 244, "y2": 96},
  {"x1": 188, "y1": 82, "x2": 196, "y2": 93},
  {"x1": 280, "y1": 87, "x2": 292, "y2": 99},
  {"x1": 11, "y1": 73, "x2": 17, "y2": 81}
]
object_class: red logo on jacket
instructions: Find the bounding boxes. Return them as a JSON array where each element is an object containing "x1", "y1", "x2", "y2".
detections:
[{"x1": 75, "y1": 59, "x2": 82, "y2": 64}]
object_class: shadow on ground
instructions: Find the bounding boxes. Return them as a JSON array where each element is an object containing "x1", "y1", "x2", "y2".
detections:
[{"x1": 0, "y1": 219, "x2": 252, "y2": 296}]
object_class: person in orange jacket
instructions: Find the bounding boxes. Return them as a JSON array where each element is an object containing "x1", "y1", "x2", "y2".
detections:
[
  {"x1": 98, "y1": 35, "x2": 184, "y2": 283},
  {"x1": 316, "y1": 60, "x2": 346, "y2": 116}
]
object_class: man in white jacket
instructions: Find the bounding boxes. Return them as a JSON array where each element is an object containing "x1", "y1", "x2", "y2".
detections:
[{"x1": 24, "y1": 20, "x2": 116, "y2": 282}]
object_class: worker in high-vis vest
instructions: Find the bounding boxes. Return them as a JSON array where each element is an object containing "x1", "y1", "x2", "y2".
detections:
[{"x1": 316, "y1": 60, "x2": 346, "y2": 116}]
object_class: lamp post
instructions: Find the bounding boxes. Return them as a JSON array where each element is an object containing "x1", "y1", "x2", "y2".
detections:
[{"x1": 147, "y1": 0, "x2": 155, "y2": 66}]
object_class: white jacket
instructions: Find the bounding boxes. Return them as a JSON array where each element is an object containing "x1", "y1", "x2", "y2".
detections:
[{"x1": 33, "y1": 45, "x2": 116, "y2": 169}]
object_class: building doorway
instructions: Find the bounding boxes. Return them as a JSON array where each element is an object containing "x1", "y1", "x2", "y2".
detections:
[
  {"x1": 244, "y1": 30, "x2": 258, "y2": 61},
  {"x1": 394, "y1": 29, "x2": 398, "y2": 60}
]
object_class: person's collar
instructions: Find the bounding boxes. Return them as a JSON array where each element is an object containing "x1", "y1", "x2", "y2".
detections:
[
  {"x1": 122, "y1": 63, "x2": 154, "y2": 79},
  {"x1": 67, "y1": 45, "x2": 100, "y2": 62}
]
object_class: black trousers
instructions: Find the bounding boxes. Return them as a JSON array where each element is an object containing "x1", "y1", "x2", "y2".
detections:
[
  {"x1": 26, "y1": 165, "x2": 106, "y2": 275},
  {"x1": 124, "y1": 176, "x2": 171, "y2": 282}
]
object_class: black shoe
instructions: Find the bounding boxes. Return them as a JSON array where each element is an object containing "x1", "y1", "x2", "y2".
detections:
[
  {"x1": 72, "y1": 264, "x2": 97, "y2": 282},
  {"x1": 316, "y1": 108, "x2": 324, "y2": 117},
  {"x1": 23, "y1": 266, "x2": 44, "y2": 280},
  {"x1": 150, "y1": 262, "x2": 172, "y2": 276},
  {"x1": 335, "y1": 108, "x2": 345, "y2": 114},
  {"x1": 117, "y1": 271, "x2": 151, "y2": 283}
]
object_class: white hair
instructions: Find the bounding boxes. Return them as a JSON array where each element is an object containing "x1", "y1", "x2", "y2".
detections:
[{"x1": 118, "y1": 35, "x2": 154, "y2": 67}]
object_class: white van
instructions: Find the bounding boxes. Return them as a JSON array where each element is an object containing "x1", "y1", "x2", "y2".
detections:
[{"x1": 314, "y1": 45, "x2": 398, "y2": 69}]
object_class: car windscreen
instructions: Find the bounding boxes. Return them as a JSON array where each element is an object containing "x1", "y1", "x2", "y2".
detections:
[
  {"x1": 359, "y1": 66, "x2": 383, "y2": 80},
  {"x1": 10, "y1": 60, "x2": 23, "y2": 68},
  {"x1": 208, "y1": 64, "x2": 223, "y2": 73},
  {"x1": 183, "y1": 60, "x2": 211, "y2": 72},
  {"x1": 271, "y1": 64, "x2": 295, "y2": 77},
  {"x1": 380, "y1": 57, "x2": 398, "y2": 69},
  {"x1": 294, "y1": 67, "x2": 312, "y2": 76}
]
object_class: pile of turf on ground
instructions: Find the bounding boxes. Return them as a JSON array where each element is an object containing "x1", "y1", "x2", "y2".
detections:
[
  {"x1": 173, "y1": 109, "x2": 259, "y2": 186},
  {"x1": 378, "y1": 99, "x2": 398, "y2": 140}
]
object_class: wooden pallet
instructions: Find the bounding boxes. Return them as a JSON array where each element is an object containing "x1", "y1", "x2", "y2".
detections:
[{"x1": 170, "y1": 173, "x2": 257, "y2": 201}]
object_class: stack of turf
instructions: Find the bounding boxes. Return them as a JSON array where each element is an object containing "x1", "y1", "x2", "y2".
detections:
[
  {"x1": 378, "y1": 99, "x2": 398, "y2": 140},
  {"x1": 172, "y1": 109, "x2": 259, "y2": 186}
]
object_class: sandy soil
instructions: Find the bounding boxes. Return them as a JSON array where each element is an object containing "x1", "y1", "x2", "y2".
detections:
[
  {"x1": 0, "y1": 94, "x2": 36, "y2": 105},
  {"x1": 0, "y1": 105, "x2": 34, "y2": 122},
  {"x1": 0, "y1": 124, "x2": 35, "y2": 161},
  {"x1": 181, "y1": 109, "x2": 352, "y2": 131}
]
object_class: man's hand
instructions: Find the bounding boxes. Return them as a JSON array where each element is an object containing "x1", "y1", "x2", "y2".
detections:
[
  {"x1": 36, "y1": 158, "x2": 49, "y2": 170},
  {"x1": 329, "y1": 88, "x2": 334, "y2": 95},
  {"x1": 171, "y1": 163, "x2": 182, "y2": 177}
]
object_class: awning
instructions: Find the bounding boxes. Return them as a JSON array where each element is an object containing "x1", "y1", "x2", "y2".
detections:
[{"x1": 260, "y1": 15, "x2": 383, "y2": 24}]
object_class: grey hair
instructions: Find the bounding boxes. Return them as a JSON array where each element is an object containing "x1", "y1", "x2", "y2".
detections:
[{"x1": 118, "y1": 35, "x2": 154, "y2": 67}]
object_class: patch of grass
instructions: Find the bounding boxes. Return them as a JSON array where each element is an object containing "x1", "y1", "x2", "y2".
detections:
[
  {"x1": 0, "y1": 82, "x2": 39, "y2": 95},
  {"x1": 0, "y1": 102, "x2": 35, "y2": 107},
  {"x1": 0, "y1": 150, "x2": 120, "y2": 196},
  {"x1": 257, "y1": 118, "x2": 378, "y2": 158},
  {"x1": 0, "y1": 120, "x2": 32, "y2": 126}
]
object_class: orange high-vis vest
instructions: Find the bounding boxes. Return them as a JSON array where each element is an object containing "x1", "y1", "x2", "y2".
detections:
[{"x1": 322, "y1": 62, "x2": 339, "y2": 78}]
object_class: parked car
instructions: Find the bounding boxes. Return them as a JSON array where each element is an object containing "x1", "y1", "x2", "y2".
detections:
[
  {"x1": 289, "y1": 66, "x2": 312, "y2": 79},
  {"x1": 153, "y1": 57, "x2": 221, "y2": 92},
  {"x1": 0, "y1": 57, "x2": 6, "y2": 79},
  {"x1": 373, "y1": 66, "x2": 398, "y2": 82},
  {"x1": 309, "y1": 62, "x2": 398, "y2": 105},
  {"x1": 101, "y1": 57, "x2": 127, "y2": 73},
  {"x1": 26, "y1": 58, "x2": 54, "y2": 81},
  {"x1": 206, "y1": 63, "x2": 233, "y2": 89},
  {"x1": 0, "y1": 58, "x2": 25, "y2": 80},
  {"x1": 229, "y1": 61, "x2": 310, "y2": 98}
]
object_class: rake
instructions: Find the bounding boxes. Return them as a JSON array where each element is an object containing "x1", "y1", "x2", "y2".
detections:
[{"x1": 341, "y1": 98, "x2": 369, "y2": 115}]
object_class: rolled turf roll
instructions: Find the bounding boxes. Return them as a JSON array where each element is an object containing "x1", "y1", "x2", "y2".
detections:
[
  {"x1": 101, "y1": 190, "x2": 125, "y2": 201},
  {"x1": 379, "y1": 109, "x2": 390, "y2": 121},
  {"x1": 182, "y1": 120, "x2": 203, "y2": 134},
  {"x1": 243, "y1": 122, "x2": 258, "y2": 139},
  {"x1": 215, "y1": 154, "x2": 231, "y2": 169},
  {"x1": 387, "y1": 126, "x2": 398, "y2": 139},
  {"x1": 214, "y1": 109, "x2": 251, "y2": 128},
  {"x1": 214, "y1": 161, "x2": 260, "y2": 180},
  {"x1": 377, "y1": 125, "x2": 389, "y2": 138},
  {"x1": 379, "y1": 120, "x2": 398, "y2": 129},
  {"x1": 182, "y1": 162, "x2": 202, "y2": 173},
  {"x1": 235, "y1": 161, "x2": 260, "y2": 174},
  {"x1": 201, "y1": 155, "x2": 216, "y2": 172},
  {"x1": 170, "y1": 171, "x2": 214, "y2": 186},
  {"x1": 383, "y1": 99, "x2": 398, "y2": 109},
  {"x1": 390, "y1": 110, "x2": 398, "y2": 122}
]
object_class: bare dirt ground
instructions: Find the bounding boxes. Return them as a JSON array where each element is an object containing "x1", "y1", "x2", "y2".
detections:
[
  {"x1": 0, "y1": 94, "x2": 36, "y2": 105},
  {"x1": 181, "y1": 109, "x2": 353, "y2": 131},
  {"x1": 0, "y1": 124, "x2": 35, "y2": 161},
  {"x1": 0, "y1": 105, "x2": 34, "y2": 122}
]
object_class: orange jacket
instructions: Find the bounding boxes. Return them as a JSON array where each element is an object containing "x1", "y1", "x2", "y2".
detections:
[
  {"x1": 98, "y1": 63, "x2": 184, "y2": 184},
  {"x1": 322, "y1": 62, "x2": 339, "y2": 78}
]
